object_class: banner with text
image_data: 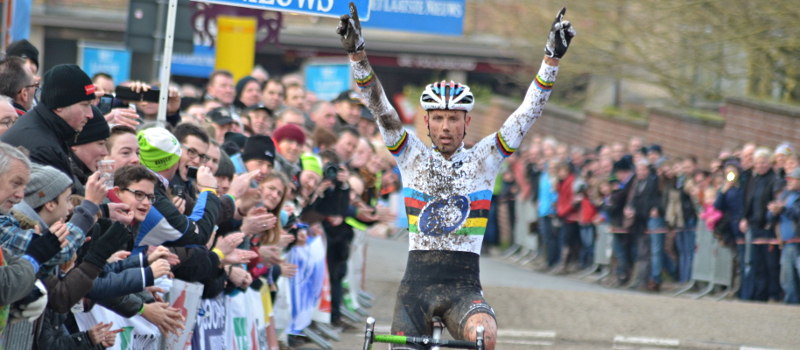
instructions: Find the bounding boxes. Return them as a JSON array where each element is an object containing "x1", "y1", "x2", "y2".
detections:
[
  {"x1": 362, "y1": 0, "x2": 465, "y2": 36},
  {"x1": 191, "y1": 0, "x2": 371, "y2": 20}
]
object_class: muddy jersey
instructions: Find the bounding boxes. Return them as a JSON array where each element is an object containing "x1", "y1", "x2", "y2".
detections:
[{"x1": 351, "y1": 56, "x2": 559, "y2": 255}]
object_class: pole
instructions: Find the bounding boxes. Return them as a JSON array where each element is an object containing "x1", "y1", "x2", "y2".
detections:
[
  {"x1": 156, "y1": 0, "x2": 178, "y2": 128},
  {"x1": 1, "y1": 0, "x2": 11, "y2": 52},
  {"x1": 151, "y1": 0, "x2": 166, "y2": 82}
]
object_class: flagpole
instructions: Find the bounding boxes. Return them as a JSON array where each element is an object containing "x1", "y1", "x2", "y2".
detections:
[{"x1": 156, "y1": 0, "x2": 178, "y2": 128}]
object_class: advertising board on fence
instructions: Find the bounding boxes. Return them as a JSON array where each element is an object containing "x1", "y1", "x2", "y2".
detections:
[{"x1": 192, "y1": 0, "x2": 371, "y2": 20}]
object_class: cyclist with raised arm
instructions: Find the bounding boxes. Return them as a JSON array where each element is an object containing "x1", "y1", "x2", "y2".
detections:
[{"x1": 337, "y1": 4, "x2": 575, "y2": 349}]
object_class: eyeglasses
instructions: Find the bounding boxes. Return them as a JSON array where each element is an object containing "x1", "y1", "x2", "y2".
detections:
[
  {"x1": 181, "y1": 145, "x2": 211, "y2": 163},
  {"x1": 23, "y1": 82, "x2": 39, "y2": 92},
  {"x1": 121, "y1": 188, "x2": 156, "y2": 203},
  {"x1": 0, "y1": 116, "x2": 16, "y2": 129}
]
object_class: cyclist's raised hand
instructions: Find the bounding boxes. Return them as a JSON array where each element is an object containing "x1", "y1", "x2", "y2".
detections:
[
  {"x1": 544, "y1": 8, "x2": 576, "y2": 59},
  {"x1": 336, "y1": 2, "x2": 365, "y2": 53}
]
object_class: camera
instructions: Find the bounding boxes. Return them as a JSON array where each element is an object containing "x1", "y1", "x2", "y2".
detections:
[{"x1": 323, "y1": 163, "x2": 340, "y2": 180}]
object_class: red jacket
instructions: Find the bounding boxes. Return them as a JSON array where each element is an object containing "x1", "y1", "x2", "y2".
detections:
[
  {"x1": 579, "y1": 196, "x2": 599, "y2": 225},
  {"x1": 556, "y1": 174, "x2": 579, "y2": 223}
]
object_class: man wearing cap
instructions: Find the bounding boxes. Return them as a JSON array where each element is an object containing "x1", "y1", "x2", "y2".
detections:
[
  {"x1": 242, "y1": 135, "x2": 276, "y2": 182},
  {"x1": 357, "y1": 106, "x2": 378, "y2": 141},
  {"x1": 135, "y1": 127, "x2": 220, "y2": 249},
  {"x1": 6, "y1": 39, "x2": 39, "y2": 77},
  {"x1": 0, "y1": 56, "x2": 37, "y2": 116},
  {"x1": 68, "y1": 106, "x2": 111, "y2": 195},
  {"x1": 273, "y1": 124, "x2": 305, "y2": 182},
  {"x1": 244, "y1": 104, "x2": 274, "y2": 136},
  {"x1": 333, "y1": 89, "x2": 365, "y2": 130},
  {"x1": 208, "y1": 107, "x2": 237, "y2": 144},
  {"x1": 1, "y1": 64, "x2": 96, "y2": 177}
]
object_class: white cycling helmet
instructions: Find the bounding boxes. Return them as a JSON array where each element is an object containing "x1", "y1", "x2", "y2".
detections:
[{"x1": 420, "y1": 80, "x2": 474, "y2": 113}]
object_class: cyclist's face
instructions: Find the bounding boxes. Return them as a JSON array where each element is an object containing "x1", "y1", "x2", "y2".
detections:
[{"x1": 425, "y1": 110, "x2": 470, "y2": 157}]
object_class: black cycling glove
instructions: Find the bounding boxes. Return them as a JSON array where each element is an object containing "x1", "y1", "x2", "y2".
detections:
[
  {"x1": 544, "y1": 8, "x2": 576, "y2": 59},
  {"x1": 336, "y1": 2, "x2": 365, "y2": 53}
]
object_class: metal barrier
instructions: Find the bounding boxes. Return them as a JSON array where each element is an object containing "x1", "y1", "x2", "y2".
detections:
[
  {"x1": 0, "y1": 319, "x2": 34, "y2": 350},
  {"x1": 579, "y1": 223, "x2": 612, "y2": 282},
  {"x1": 674, "y1": 221, "x2": 734, "y2": 300},
  {"x1": 503, "y1": 195, "x2": 539, "y2": 264}
]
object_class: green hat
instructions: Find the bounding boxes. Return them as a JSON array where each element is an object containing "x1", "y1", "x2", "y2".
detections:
[
  {"x1": 137, "y1": 127, "x2": 182, "y2": 172},
  {"x1": 300, "y1": 153, "x2": 322, "y2": 177}
]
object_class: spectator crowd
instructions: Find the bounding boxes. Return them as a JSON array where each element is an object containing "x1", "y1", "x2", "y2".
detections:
[
  {"x1": 498, "y1": 133, "x2": 800, "y2": 304},
  {"x1": 0, "y1": 39, "x2": 398, "y2": 350},
  {"x1": 0, "y1": 35, "x2": 796, "y2": 350}
]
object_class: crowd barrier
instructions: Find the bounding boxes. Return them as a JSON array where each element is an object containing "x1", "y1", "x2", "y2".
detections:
[
  {"x1": 579, "y1": 223, "x2": 613, "y2": 282},
  {"x1": 502, "y1": 195, "x2": 539, "y2": 264},
  {"x1": 674, "y1": 221, "x2": 735, "y2": 300}
]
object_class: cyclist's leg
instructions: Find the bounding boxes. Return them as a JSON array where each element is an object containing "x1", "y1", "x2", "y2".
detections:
[
  {"x1": 443, "y1": 292, "x2": 497, "y2": 350},
  {"x1": 390, "y1": 282, "x2": 433, "y2": 349}
]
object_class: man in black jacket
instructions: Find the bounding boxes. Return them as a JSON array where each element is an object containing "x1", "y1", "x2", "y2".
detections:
[
  {"x1": 741, "y1": 148, "x2": 784, "y2": 301},
  {"x1": 1, "y1": 64, "x2": 96, "y2": 177}
]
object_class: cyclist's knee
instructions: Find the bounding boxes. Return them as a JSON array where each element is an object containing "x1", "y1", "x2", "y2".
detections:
[{"x1": 462, "y1": 313, "x2": 497, "y2": 350}]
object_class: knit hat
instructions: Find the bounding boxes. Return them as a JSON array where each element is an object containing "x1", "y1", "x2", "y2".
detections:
[
  {"x1": 647, "y1": 144, "x2": 663, "y2": 155},
  {"x1": 137, "y1": 127, "x2": 182, "y2": 172},
  {"x1": 273, "y1": 124, "x2": 306, "y2": 145},
  {"x1": 235, "y1": 76, "x2": 258, "y2": 102},
  {"x1": 215, "y1": 150, "x2": 235, "y2": 179},
  {"x1": 6, "y1": 39, "x2": 39, "y2": 68},
  {"x1": 40, "y1": 64, "x2": 96, "y2": 109},
  {"x1": 613, "y1": 157, "x2": 634, "y2": 172},
  {"x1": 300, "y1": 153, "x2": 322, "y2": 177},
  {"x1": 24, "y1": 164, "x2": 73, "y2": 209},
  {"x1": 242, "y1": 135, "x2": 275, "y2": 164},
  {"x1": 69, "y1": 105, "x2": 110, "y2": 146},
  {"x1": 224, "y1": 131, "x2": 248, "y2": 150}
]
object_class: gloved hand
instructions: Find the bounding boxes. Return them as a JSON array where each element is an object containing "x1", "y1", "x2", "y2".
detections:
[
  {"x1": 153, "y1": 275, "x2": 173, "y2": 294},
  {"x1": 24, "y1": 230, "x2": 63, "y2": 265},
  {"x1": 83, "y1": 223, "x2": 132, "y2": 268},
  {"x1": 10, "y1": 280, "x2": 48, "y2": 322},
  {"x1": 544, "y1": 8, "x2": 577, "y2": 59},
  {"x1": 336, "y1": 2, "x2": 365, "y2": 53}
]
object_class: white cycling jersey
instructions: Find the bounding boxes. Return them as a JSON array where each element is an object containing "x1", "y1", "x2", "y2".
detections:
[{"x1": 351, "y1": 57, "x2": 559, "y2": 255}]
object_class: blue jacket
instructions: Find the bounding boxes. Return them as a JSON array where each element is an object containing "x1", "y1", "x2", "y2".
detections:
[
  {"x1": 85, "y1": 253, "x2": 152, "y2": 300},
  {"x1": 538, "y1": 168, "x2": 558, "y2": 217}
]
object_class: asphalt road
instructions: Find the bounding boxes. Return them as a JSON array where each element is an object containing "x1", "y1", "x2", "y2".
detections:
[{"x1": 298, "y1": 237, "x2": 799, "y2": 350}]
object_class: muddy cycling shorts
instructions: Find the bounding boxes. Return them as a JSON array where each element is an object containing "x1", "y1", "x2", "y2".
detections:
[{"x1": 390, "y1": 250, "x2": 495, "y2": 349}]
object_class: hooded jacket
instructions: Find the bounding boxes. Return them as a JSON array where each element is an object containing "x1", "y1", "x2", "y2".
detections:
[{"x1": 0, "y1": 103, "x2": 78, "y2": 177}]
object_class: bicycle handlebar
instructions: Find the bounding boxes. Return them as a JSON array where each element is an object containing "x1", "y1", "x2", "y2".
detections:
[{"x1": 373, "y1": 335, "x2": 478, "y2": 349}]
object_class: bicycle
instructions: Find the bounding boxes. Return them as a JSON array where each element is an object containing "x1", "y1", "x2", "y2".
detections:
[{"x1": 362, "y1": 317, "x2": 485, "y2": 350}]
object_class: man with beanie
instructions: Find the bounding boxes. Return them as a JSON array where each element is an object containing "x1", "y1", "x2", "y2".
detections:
[
  {"x1": 234, "y1": 76, "x2": 261, "y2": 112},
  {"x1": 135, "y1": 127, "x2": 221, "y2": 250},
  {"x1": 8, "y1": 164, "x2": 107, "y2": 273},
  {"x1": 68, "y1": 106, "x2": 111, "y2": 194},
  {"x1": 1, "y1": 64, "x2": 96, "y2": 177},
  {"x1": 242, "y1": 135, "x2": 276, "y2": 182},
  {"x1": 5, "y1": 39, "x2": 40, "y2": 76},
  {"x1": 0, "y1": 56, "x2": 37, "y2": 116},
  {"x1": 215, "y1": 149, "x2": 236, "y2": 195},
  {"x1": 273, "y1": 124, "x2": 305, "y2": 181}
]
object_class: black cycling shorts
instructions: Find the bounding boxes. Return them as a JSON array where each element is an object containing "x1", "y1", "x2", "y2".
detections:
[{"x1": 391, "y1": 250, "x2": 495, "y2": 349}]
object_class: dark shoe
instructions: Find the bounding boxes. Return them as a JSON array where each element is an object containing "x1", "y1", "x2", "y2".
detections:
[
  {"x1": 645, "y1": 280, "x2": 661, "y2": 292},
  {"x1": 332, "y1": 319, "x2": 357, "y2": 332},
  {"x1": 287, "y1": 335, "x2": 307, "y2": 347}
]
